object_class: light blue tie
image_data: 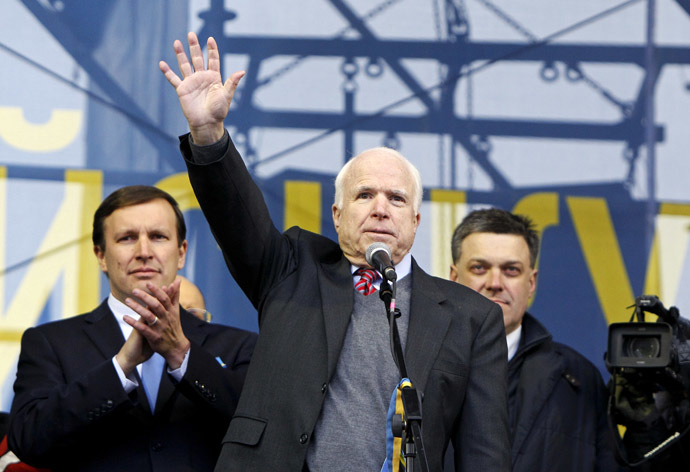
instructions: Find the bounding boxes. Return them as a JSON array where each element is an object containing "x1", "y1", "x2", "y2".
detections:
[{"x1": 141, "y1": 353, "x2": 165, "y2": 413}]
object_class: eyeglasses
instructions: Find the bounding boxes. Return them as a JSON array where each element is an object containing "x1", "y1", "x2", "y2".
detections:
[{"x1": 186, "y1": 307, "x2": 212, "y2": 323}]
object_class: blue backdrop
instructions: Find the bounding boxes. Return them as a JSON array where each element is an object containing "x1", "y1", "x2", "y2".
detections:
[{"x1": 1, "y1": 0, "x2": 690, "y2": 410}]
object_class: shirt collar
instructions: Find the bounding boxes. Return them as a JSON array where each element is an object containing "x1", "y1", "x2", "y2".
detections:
[
  {"x1": 350, "y1": 252, "x2": 412, "y2": 290},
  {"x1": 506, "y1": 324, "x2": 523, "y2": 362}
]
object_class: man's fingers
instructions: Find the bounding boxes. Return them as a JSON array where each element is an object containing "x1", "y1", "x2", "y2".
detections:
[
  {"x1": 207, "y1": 37, "x2": 221, "y2": 73},
  {"x1": 224, "y1": 70, "x2": 246, "y2": 97},
  {"x1": 124, "y1": 299, "x2": 159, "y2": 327},
  {"x1": 187, "y1": 32, "x2": 206, "y2": 73},
  {"x1": 123, "y1": 313, "x2": 154, "y2": 332},
  {"x1": 167, "y1": 278, "x2": 182, "y2": 305},
  {"x1": 159, "y1": 61, "x2": 182, "y2": 88},
  {"x1": 144, "y1": 283, "x2": 174, "y2": 310},
  {"x1": 116, "y1": 328, "x2": 153, "y2": 373},
  {"x1": 174, "y1": 39, "x2": 193, "y2": 79}
]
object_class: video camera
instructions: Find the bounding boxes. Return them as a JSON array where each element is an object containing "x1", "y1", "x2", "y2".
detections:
[
  {"x1": 607, "y1": 295, "x2": 690, "y2": 374},
  {"x1": 606, "y1": 295, "x2": 690, "y2": 468}
]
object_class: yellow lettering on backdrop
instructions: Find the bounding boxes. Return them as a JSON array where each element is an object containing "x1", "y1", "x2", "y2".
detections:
[
  {"x1": 284, "y1": 181, "x2": 321, "y2": 233},
  {"x1": 643, "y1": 232, "x2": 660, "y2": 302},
  {"x1": 0, "y1": 107, "x2": 82, "y2": 152},
  {"x1": 65, "y1": 171, "x2": 103, "y2": 315},
  {"x1": 513, "y1": 192, "x2": 559, "y2": 307},
  {"x1": 513, "y1": 192, "x2": 560, "y2": 265},
  {"x1": 430, "y1": 189, "x2": 466, "y2": 278},
  {"x1": 653, "y1": 203, "x2": 690, "y2": 305},
  {"x1": 567, "y1": 197, "x2": 635, "y2": 324},
  {"x1": 568, "y1": 200, "x2": 690, "y2": 325},
  {"x1": 0, "y1": 171, "x2": 102, "y2": 407}
]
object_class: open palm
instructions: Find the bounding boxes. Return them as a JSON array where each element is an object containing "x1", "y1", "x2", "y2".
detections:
[{"x1": 159, "y1": 32, "x2": 244, "y2": 144}]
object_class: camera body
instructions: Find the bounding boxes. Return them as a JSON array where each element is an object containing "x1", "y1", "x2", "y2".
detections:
[
  {"x1": 606, "y1": 295, "x2": 690, "y2": 468},
  {"x1": 606, "y1": 295, "x2": 690, "y2": 376}
]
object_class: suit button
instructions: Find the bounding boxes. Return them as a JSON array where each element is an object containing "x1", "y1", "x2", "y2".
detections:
[
  {"x1": 320, "y1": 383, "x2": 327, "y2": 394},
  {"x1": 152, "y1": 442, "x2": 163, "y2": 452},
  {"x1": 299, "y1": 433, "x2": 309, "y2": 444}
]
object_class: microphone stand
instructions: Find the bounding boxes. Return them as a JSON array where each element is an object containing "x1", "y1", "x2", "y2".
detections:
[{"x1": 379, "y1": 278, "x2": 429, "y2": 472}]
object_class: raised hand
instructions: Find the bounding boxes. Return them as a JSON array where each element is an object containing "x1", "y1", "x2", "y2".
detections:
[
  {"x1": 123, "y1": 279, "x2": 191, "y2": 370},
  {"x1": 159, "y1": 32, "x2": 245, "y2": 145}
]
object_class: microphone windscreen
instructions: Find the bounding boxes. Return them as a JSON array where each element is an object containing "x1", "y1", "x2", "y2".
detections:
[{"x1": 365, "y1": 242, "x2": 391, "y2": 267}]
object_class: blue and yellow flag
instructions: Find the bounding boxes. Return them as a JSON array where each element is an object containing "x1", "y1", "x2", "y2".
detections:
[{"x1": 383, "y1": 378, "x2": 412, "y2": 472}]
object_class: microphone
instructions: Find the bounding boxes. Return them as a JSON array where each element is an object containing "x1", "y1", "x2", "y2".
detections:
[{"x1": 365, "y1": 242, "x2": 397, "y2": 282}]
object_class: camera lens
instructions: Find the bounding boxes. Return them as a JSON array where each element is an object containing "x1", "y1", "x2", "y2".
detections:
[{"x1": 623, "y1": 335, "x2": 661, "y2": 358}]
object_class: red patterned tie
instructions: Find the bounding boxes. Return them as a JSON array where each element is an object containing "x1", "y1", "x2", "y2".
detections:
[{"x1": 354, "y1": 268, "x2": 379, "y2": 295}]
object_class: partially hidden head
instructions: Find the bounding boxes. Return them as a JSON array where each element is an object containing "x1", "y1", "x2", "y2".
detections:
[{"x1": 178, "y1": 275, "x2": 210, "y2": 321}]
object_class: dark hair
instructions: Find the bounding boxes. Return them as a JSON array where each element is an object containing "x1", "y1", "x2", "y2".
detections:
[
  {"x1": 92, "y1": 185, "x2": 186, "y2": 251},
  {"x1": 451, "y1": 208, "x2": 540, "y2": 267}
]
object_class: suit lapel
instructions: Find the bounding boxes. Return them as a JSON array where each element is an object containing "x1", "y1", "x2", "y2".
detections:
[
  {"x1": 316, "y1": 255, "x2": 452, "y2": 390},
  {"x1": 319, "y1": 255, "x2": 355, "y2": 379},
  {"x1": 83, "y1": 301, "x2": 126, "y2": 360},
  {"x1": 405, "y1": 260, "x2": 451, "y2": 391}
]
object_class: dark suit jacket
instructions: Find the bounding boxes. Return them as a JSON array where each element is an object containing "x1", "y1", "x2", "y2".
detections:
[
  {"x1": 181, "y1": 132, "x2": 510, "y2": 471},
  {"x1": 509, "y1": 314, "x2": 617, "y2": 472},
  {"x1": 8, "y1": 302, "x2": 256, "y2": 472}
]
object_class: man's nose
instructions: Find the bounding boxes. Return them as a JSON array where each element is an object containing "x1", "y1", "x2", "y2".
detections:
[
  {"x1": 370, "y1": 195, "x2": 390, "y2": 218},
  {"x1": 487, "y1": 269, "x2": 503, "y2": 290},
  {"x1": 135, "y1": 237, "x2": 153, "y2": 258}
]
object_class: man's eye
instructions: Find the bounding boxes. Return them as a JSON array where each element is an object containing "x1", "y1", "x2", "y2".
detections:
[
  {"x1": 504, "y1": 267, "x2": 520, "y2": 276},
  {"x1": 358, "y1": 192, "x2": 372, "y2": 199},
  {"x1": 470, "y1": 265, "x2": 486, "y2": 273}
]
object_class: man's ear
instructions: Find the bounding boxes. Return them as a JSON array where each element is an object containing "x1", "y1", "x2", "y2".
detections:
[
  {"x1": 177, "y1": 240, "x2": 188, "y2": 270},
  {"x1": 332, "y1": 204, "x2": 341, "y2": 232},
  {"x1": 449, "y1": 264, "x2": 458, "y2": 282},
  {"x1": 93, "y1": 245, "x2": 108, "y2": 274},
  {"x1": 410, "y1": 211, "x2": 421, "y2": 237},
  {"x1": 529, "y1": 269, "x2": 538, "y2": 297}
]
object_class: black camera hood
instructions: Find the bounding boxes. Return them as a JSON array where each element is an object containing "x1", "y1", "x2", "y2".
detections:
[{"x1": 606, "y1": 322, "x2": 673, "y2": 369}]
